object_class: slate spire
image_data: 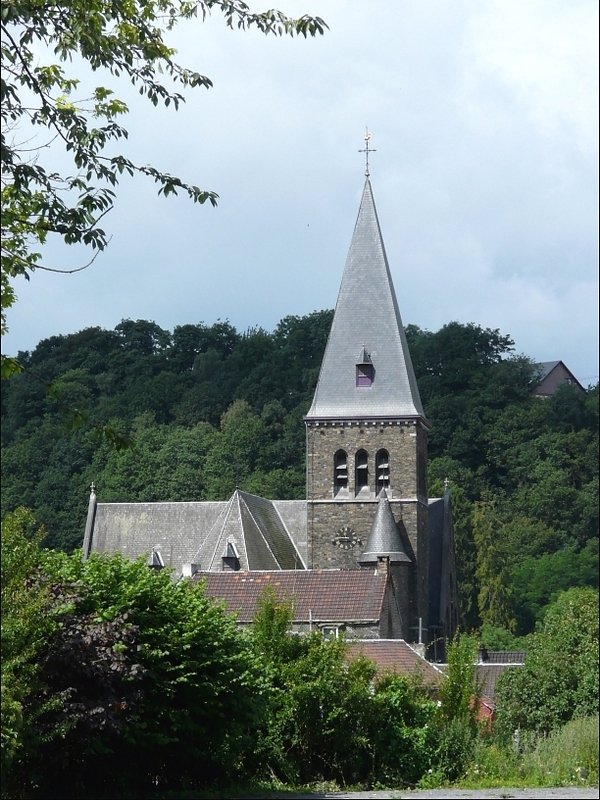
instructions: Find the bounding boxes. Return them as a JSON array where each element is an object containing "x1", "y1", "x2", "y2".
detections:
[{"x1": 306, "y1": 178, "x2": 425, "y2": 420}]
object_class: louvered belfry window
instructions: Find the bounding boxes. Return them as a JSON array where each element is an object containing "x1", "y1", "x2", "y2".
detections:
[
  {"x1": 355, "y1": 449, "x2": 369, "y2": 489},
  {"x1": 334, "y1": 449, "x2": 348, "y2": 492},
  {"x1": 376, "y1": 449, "x2": 390, "y2": 494}
]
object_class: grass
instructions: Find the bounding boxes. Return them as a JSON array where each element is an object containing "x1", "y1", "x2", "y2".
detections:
[
  {"x1": 458, "y1": 715, "x2": 599, "y2": 789},
  {"x1": 157, "y1": 720, "x2": 599, "y2": 797}
]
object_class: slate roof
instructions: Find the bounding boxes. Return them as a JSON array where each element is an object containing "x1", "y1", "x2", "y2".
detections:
[
  {"x1": 195, "y1": 569, "x2": 388, "y2": 623},
  {"x1": 428, "y1": 492, "x2": 458, "y2": 638},
  {"x1": 90, "y1": 500, "x2": 226, "y2": 570},
  {"x1": 360, "y1": 491, "x2": 412, "y2": 563},
  {"x1": 306, "y1": 178, "x2": 426, "y2": 421},
  {"x1": 478, "y1": 650, "x2": 526, "y2": 664},
  {"x1": 346, "y1": 639, "x2": 445, "y2": 687},
  {"x1": 89, "y1": 491, "x2": 307, "y2": 574},
  {"x1": 537, "y1": 360, "x2": 561, "y2": 380},
  {"x1": 476, "y1": 663, "x2": 523, "y2": 703},
  {"x1": 191, "y1": 490, "x2": 305, "y2": 571}
]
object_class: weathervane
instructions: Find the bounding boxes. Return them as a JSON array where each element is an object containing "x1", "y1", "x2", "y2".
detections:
[{"x1": 358, "y1": 127, "x2": 376, "y2": 177}]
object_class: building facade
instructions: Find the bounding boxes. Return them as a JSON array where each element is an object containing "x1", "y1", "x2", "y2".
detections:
[{"x1": 85, "y1": 175, "x2": 458, "y2": 651}]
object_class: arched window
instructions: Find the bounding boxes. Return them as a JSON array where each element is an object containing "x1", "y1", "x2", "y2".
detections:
[
  {"x1": 333, "y1": 449, "x2": 348, "y2": 494},
  {"x1": 376, "y1": 449, "x2": 390, "y2": 494},
  {"x1": 355, "y1": 449, "x2": 369, "y2": 490}
]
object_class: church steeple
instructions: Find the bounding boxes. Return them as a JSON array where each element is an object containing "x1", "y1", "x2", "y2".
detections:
[
  {"x1": 306, "y1": 178, "x2": 425, "y2": 421},
  {"x1": 305, "y1": 174, "x2": 430, "y2": 639}
]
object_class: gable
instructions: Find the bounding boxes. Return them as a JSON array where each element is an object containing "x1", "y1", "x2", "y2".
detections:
[{"x1": 532, "y1": 360, "x2": 585, "y2": 396}]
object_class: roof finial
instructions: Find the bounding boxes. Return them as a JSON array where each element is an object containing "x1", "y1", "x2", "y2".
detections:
[
  {"x1": 90, "y1": 481, "x2": 96, "y2": 496},
  {"x1": 358, "y1": 127, "x2": 376, "y2": 177}
]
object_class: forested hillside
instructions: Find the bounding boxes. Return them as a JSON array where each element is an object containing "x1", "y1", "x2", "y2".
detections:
[{"x1": 1, "y1": 313, "x2": 597, "y2": 640}]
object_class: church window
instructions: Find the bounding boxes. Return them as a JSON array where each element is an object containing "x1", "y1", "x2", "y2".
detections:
[
  {"x1": 222, "y1": 541, "x2": 240, "y2": 571},
  {"x1": 333, "y1": 450, "x2": 348, "y2": 494},
  {"x1": 355, "y1": 449, "x2": 369, "y2": 489},
  {"x1": 356, "y1": 347, "x2": 374, "y2": 387},
  {"x1": 376, "y1": 449, "x2": 390, "y2": 494},
  {"x1": 356, "y1": 363, "x2": 374, "y2": 387}
]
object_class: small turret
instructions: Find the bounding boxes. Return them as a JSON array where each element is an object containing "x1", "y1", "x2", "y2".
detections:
[{"x1": 359, "y1": 490, "x2": 411, "y2": 565}]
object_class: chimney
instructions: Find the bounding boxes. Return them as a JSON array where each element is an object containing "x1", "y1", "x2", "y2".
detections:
[{"x1": 182, "y1": 563, "x2": 200, "y2": 578}]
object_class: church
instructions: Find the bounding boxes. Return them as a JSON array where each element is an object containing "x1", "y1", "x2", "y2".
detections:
[{"x1": 83, "y1": 173, "x2": 458, "y2": 657}]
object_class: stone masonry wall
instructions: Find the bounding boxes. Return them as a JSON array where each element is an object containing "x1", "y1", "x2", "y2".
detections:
[
  {"x1": 305, "y1": 418, "x2": 430, "y2": 640},
  {"x1": 306, "y1": 420, "x2": 428, "y2": 503}
]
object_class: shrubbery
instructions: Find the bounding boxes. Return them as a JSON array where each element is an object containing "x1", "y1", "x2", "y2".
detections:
[{"x1": 2, "y1": 511, "x2": 598, "y2": 797}]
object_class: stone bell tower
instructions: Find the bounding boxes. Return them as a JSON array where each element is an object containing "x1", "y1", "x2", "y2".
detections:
[{"x1": 304, "y1": 176, "x2": 431, "y2": 637}]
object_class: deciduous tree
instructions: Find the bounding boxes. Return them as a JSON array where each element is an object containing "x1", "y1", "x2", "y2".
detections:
[
  {"x1": 1, "y1": 1, "x2": 326, "y2": 353},
  {"x1": 495, "y1": 587, "x2": 599, "y2": 736}
]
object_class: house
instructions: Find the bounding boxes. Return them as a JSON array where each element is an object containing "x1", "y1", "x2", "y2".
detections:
[
  {"x1": 84, "y1": 174, "x2": 459, "y2": 654},
  {"x1": 196, "y1": 568, "x2": 394, "y2": 639},
  {"x1": 345, "y1": 639, "x2": 446, "y2": 689},
  {"x1": 531, "y1": 360, "x2": 585, "y2": 397},
  {"x1": 475, "y1": 649, "x2": 527, "y2": 723}
]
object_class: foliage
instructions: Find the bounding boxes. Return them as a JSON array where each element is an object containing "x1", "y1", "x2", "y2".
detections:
[
  {"x1": 249, "y1": 591, "x2": 437, "y2": 789},
  {"x1": 1, "y1": 317, "x2": 597, "y2": 633},
  {"x1": 472, "y1": 495, "x2": 516, "y2": 632},
  {"x1": 458, "y1": 716, "x2": 599, "y2": 789},
  {"x1": 478, "y1": 623, "x2": 529, "y2": 651},
  {"x1": 369, "y1": 673, "x2": 438, "y2": 787},
  {"x1": 3, "y1": 519, "x2": 599, "y2": 794},
  {"x1": 1, "y1": 1, "x2": 326, "y2": 351},
  {"x1": 0, "y1": 508, "x2": 53, "y2": 777},
  {"x1": 433, "y1": 633, "x2": 480, "y2": 783},
  {"x1": 511, "y1": 538, "x2": 599, "y2": 633},
  {"x1": 494, "y1": 587, "x2": 599, "y2": 737},
  {"x1": 4, "y1": 544, "x2": 268, "y2": 798}
]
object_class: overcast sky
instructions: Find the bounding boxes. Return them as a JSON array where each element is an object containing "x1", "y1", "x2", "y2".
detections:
[{"x1": 3, "y1": 0, "x2": 598, "y2": 386}]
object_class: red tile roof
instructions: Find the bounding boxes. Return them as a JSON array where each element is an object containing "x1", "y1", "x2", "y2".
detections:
[
  {"x1": 195, "y1": 569, "x2": 387, "y2": 623},
  {"x1": 346, "y1": 639, "x2": 445, "y2": 687}
]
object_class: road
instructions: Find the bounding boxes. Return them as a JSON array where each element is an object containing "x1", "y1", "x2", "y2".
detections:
[{"x1": 258, "y1": 787, "x2": 599, "y2": 800}]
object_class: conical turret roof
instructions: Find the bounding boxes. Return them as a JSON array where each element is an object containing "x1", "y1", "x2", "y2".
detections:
[
  {"x1": 359, "y1": 491, "x2": 411, "y2": 564},
  {"x1": 306, "y1": 179, "x2": 425, "y2": 420}
]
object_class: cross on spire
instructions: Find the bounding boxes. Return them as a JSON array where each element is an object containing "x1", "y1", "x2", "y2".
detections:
[{"x1": 358, "y1": 127, "x2": 376, "y2": 177}]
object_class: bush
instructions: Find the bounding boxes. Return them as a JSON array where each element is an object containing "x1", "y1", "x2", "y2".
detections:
[
  {"x1": 495, "y1": 587, "x2": 599, "y2": 736},
  {"x1": 5, "y1": 548, "x2": 267, "y2": 798}
]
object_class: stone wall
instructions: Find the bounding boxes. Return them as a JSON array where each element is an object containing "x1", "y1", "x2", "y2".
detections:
[
  {"x1": 305, "y1": 417, "x2": 430, "y2": 640},
  {"x1": 306, "y1": 419, "x2": 428, "y2": 503}
]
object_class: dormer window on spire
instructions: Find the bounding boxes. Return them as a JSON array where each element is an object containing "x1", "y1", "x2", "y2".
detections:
[{"x1": 356, "y1": 347, "x2": 374, "y2": 387}]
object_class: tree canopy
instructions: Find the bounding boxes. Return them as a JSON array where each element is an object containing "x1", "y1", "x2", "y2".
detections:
[
  {"x1": 0, "y1": 1, "x2": 326, "y2": 351},
  {"x1": 494, "y1": 587, "x2": 599, "y2": 737},
  {"x1": 1, "y1": 315, "x2": 597, "y2": 640}
]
